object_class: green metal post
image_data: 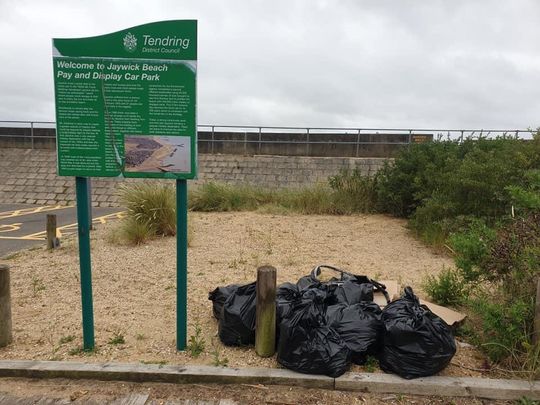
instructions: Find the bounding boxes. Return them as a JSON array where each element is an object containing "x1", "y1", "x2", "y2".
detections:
[
  {"x1": 176, "y1": 179, "x2": 188, "y2": 350},
  {"x1": 75, "y1": 177, "x2": 95, "y2": 350}
]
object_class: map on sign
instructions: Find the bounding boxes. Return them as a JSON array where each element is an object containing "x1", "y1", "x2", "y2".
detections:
[{"x1": 52, "y1": 20, "x2": 197, "y2": 179}]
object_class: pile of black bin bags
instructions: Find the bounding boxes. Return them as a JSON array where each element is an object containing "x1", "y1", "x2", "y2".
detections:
[{"x1": 208, "y1": 265, "x2": 456, "y2": 379}]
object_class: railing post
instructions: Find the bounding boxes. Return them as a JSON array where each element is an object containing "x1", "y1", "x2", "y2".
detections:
[
  {"x1": 306, "y1": 128, "x2": 310, "y2": 156},
  {"x1": 258, "y1": 127, "x2": 262, "y2": 155},
  {"x1": 244, "y1": 131, "x2": 248, "y2": 155},
  {"x1": 211, "y1": 126, "x2": 215, "y2": 154},
  {"x1": 408, "y1": 129, "x2": 412, "y2": 145},
  {"x1": 30, "y1": 122, "x2": 34, "y2": 149},
  {"x1": 356, "y1": 129, "x2": 361, "y2": 157},
  {"x1": 460, "y1": 130, "x2": 464, "y2": 143}
]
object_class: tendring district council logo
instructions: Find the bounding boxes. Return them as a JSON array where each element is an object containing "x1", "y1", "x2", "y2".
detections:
[{"x1": 123, "y1": 32, "x2": 137, "y2": 52}]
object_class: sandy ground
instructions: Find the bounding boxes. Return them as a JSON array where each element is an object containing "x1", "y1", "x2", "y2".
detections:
[{"x1": 0, "y1": 212, "x2": 488, "y2": 377}]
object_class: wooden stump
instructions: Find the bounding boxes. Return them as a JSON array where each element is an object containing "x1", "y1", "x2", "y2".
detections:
[
  {"x1": 0, "y1": 264, "x2": 12, "y2": 347},
  {"x1": 255, "y1": 265, "x2": 277, "y2": 357},
  {"x1": 46, "y1": 214, "x2": 59, "y2": 250}
]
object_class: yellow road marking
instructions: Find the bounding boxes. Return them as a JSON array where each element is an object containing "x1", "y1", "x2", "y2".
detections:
[
  {"x1": 0, "y1": 223, "x2": 22, "y2": 233},
  {"x1": 0, "y1": 205, "x2": 74, "y2": 220},
  {"x1": 0, "y1": 211, "x2": 126, "y2": 241}
]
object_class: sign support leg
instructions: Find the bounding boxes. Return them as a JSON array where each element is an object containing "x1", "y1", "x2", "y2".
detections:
[
  {"x1": 75, "y1": 176, "x2": 95, "y2": 350},
  {"x1": 176, "y1": 179, "x2": 188, "y2": 350}
]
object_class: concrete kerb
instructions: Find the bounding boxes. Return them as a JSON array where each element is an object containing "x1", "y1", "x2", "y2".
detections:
[{"x1": 0, "y1": 360, "x2": 539, "y2": 400}]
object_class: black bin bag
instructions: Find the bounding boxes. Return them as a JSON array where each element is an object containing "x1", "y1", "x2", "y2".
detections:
[
  {"x1": 276, "y1": 282, "x2": 300, "y2": 324},
  {"x1": 297, "y1": 265, "x2": 390, "y2": 305},
  {"x1": 326, "y1": 302, "x2": 384, "y2": 365},
  {"x1": 218, "y1": 282, "x2": 256, "y2": 346},
  {"x1": 208, "y1": 284, "x2": 240, "y2": 319},
  {"x1": 277, "y1": 289, "x2": 351, "y2": 378},
  {"x1": 379, "y1": 287, "x2": 456, "y2": 379}
]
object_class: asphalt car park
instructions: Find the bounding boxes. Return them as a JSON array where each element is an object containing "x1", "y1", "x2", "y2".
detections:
[{"x1": 0, "y1": 203, "x2": 124, "y2": 257}]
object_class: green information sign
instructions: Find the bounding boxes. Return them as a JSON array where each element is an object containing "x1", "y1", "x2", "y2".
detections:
[{"x1": 52, "y1": 20, "x2": 197, "y2": 179}]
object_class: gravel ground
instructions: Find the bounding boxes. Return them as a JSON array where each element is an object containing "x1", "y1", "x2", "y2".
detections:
[{"x1": 0, "y1": 212, "x2": 488, "y2": 377}]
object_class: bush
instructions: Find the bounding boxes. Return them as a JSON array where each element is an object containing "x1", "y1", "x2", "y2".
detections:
[
  {"x1": 448, "y1": 220, "x2": 496, "y2": 282},
  {"x1": 422, "y1": 267, "x2": 466, "y2": 307},
  {"x1": 328, "y1": 168, "x2": 377, "y2": 214}
]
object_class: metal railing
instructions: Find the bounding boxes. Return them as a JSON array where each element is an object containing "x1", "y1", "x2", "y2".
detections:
[{"x1": 0, "y1": 120, "x2": 535, "y2": 152}]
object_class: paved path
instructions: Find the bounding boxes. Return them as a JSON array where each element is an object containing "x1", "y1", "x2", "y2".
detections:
[
  {"x1": 0, "y1": 203, "x2": 124, "y2": 257},
  {"x1": 0, "y1": 392, "x2": 237, "y2": 404}
]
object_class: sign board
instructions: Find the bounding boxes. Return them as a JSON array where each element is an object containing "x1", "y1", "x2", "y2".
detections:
[{"x1": 52, "y1": 20, "x2": 197, "y2": 179}]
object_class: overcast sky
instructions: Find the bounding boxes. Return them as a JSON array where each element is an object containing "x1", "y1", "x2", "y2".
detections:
[{"x1": 1, "y1": 0, "x2": 539, "y2": 129}]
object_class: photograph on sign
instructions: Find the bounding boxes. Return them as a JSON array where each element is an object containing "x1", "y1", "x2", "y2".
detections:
[{"x1": 124, "y1": 135, "x2": 191, "y2": 173}]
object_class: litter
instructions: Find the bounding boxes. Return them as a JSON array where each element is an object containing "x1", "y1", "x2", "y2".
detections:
[{"x1": 209, "y1": 265, "x2": 458, "y2": 378}]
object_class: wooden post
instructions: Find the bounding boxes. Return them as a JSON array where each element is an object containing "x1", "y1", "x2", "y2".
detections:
[
  {"x1": 46, "y1": 214, "x2": 58, "y2": 250},
  {"x1": 0, "y1": 264, "x2": 12, "y2": 347},
  {"x1": 534, "y1": 279, "x2": 540, "y2": 347},
  {"x1": 255, "y1": 265, "x2": 277, "y2": 357}
]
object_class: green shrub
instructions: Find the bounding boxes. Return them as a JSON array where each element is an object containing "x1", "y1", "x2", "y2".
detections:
[
  {"x1": 448, "y1": 220, "x2": 496, "y2": 282},
  {"x1": 422, "y1": 267, "x2": 466, "y2": 307},
  {"x1": 328, "y1": 168, "x2": 377, "y2": 214},
  {"x1": 468, "y1": 295, "x2": 533, "y2": 364}
]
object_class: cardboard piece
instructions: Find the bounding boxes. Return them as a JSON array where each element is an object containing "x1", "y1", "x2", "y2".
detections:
[{"x1": 374, "y1": 280, "x2": 466, "y2": 327}]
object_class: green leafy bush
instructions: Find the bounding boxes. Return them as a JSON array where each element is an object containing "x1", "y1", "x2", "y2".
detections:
[{"x1": 422, "y1": 267, "x2": 466, "y2": 307}]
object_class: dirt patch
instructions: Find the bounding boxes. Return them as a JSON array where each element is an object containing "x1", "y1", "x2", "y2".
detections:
[
  {"x1": 0, "y1": 212, "x2": 487, "y2": 377},
  {"x1": 0, "y1": 377, "x2": 512, "y2": 404}
]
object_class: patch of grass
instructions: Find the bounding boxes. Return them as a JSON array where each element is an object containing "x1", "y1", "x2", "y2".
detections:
[
  {"x1": 186, "y1": 324, "x2": 206, "y2": 358},
  {"x1": 108, "y1": 331, "x2": 126, "y2": 345},
  {"x1": 58, "y1": 335, "x2": 76, "y2": 345},
  {"x1": 120, "y1": 182, "x2": 176, "y2": 236},
  {"x1": 68, "y1": 346, "x2": 97, "y2": 356},
  {"x1": 109, "y1": 217, "x2": 154, "y2": 246},
  {"x1": 188, "y1": 180, "x2": 376, "y2": 216}
]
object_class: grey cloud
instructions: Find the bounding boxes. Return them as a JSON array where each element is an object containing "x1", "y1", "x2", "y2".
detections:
[{"x1": 0, "y1": 0, "x2": 538, "y2": 129}]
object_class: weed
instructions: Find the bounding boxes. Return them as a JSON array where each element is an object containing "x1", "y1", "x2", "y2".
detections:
[
  {"x1": 135, "y1": 333, "x2": 146, "y2": 341},
  {"x1": 108, "y1": 331, "x2": 126, "y2": 345},
  {"x1": 422, "y1": 267, "x2": 466, "y2": 307},
  {"x1": 186, "y1": 324, "x2": 206, "y2": 358},
  {"x1": 210, "y1": 340, "x2": 229, "y2": 367},
  {"x1": 58, "y1": 335, "x2": 75, "y2": 345},
  {"x1": 363, "y1": 355, "x2": 378, "y2": 373},
  {"x1": 68, "y1": 346, "x2": 97, "y2": 356},
  {"x1": 31, "y1": 275, "x2": 46, "y2": 296}
]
